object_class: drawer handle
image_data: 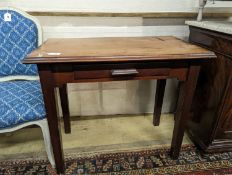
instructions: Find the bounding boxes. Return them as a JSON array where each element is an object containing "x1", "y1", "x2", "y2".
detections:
[{"x1": 111, "y1": 69, "x2": 139, "y2": 76}]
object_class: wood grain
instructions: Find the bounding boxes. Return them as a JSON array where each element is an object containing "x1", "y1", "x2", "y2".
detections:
[
  {"x1": 25, "y1": 36, "x2": 215, "y2": 64},
  {"x1": 59, "y1": 85, "x2": 71, "y2": 134},
  {"x1": 171, "y1": 65, "x2": 201, "y2": 158},
  {"x1": 187, "y1": 26, "x2": 232, "y2": 154},
  {"x1": 38, "y1": 65, "x2": 65, "y2": 173},
  {"x1": 153, "y1": 79, "x2": 166, "y2": 126}
]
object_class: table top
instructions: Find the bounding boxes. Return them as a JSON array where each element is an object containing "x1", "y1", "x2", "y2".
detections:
[{"x1": 25, "y1": 36, "x2": 216, "y2": 64}]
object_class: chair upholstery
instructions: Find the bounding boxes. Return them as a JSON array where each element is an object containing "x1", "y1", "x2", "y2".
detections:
[
  {"x1": 0, "y1": 81, "x2": 46, "y2": 129},
  {"x1": 0, "y1": 8, "x2": 55, "y2": 168},
  {"x1": 0, "y1": 10, "x2": 39, "y2": 77}
]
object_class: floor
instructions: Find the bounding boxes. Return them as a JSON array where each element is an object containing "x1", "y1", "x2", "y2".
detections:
[{"x1": 0, "y1": 114, "x2": 191, "y2": 160}]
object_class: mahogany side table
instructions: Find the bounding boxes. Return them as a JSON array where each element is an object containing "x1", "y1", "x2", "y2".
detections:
[{"x1": 24, "y1": 36, "x2": 215, "y2": 174}]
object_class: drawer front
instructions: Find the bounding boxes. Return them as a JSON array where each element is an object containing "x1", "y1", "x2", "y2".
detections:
[
  {"x1": 75, "y1": 68, "x2": 170, "y2": 80},
  {"x1": 52, "y1": 62, "x2": 188, "y2": 85}
]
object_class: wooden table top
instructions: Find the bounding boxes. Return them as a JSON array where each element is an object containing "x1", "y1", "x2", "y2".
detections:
[{"x1": 25, "y1": 36, "x2": 216, "y2": 64}]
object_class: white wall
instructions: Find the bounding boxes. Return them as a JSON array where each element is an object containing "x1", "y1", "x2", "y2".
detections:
[
  {"x1": 1, "y1": 1, "x2": 231, "y2": 116},
  {"x1": 1, "y1": 0, "x2": 232, "y2": 12}
]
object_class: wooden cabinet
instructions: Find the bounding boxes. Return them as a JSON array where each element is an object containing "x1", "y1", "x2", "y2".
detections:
[{"x1": 187, "y1": 26, "x2": 232, "y2": 153}]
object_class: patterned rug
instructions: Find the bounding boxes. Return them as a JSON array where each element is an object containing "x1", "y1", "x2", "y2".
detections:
[{"x1": 1, "y1": 145, "x2": 232, "y2": 175}]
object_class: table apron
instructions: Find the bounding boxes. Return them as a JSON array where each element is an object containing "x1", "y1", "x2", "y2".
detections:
[{"x1": 52, "y1": 67, "x2": 188, "y2": 87}]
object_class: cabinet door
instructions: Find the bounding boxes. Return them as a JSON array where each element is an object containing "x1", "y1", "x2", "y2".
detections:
[{"x1": 215, "y1": 57, "x2": 232, "y2": 140}]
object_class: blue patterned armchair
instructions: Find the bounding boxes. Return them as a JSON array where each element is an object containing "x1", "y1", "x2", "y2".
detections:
[{"x1": 0, "y1": 7, "x2": 54, "y2": 167}]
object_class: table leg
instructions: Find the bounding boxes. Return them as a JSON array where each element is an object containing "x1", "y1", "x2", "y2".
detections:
[
  {"x1": 59, "y1": 84, "x2": 71, "y2": 134},
  {"x1": 170, "y1": 65, "x2": 200, "y2": 159},
  {"x1": 153, "y1": 79, "x2": 166, "y2": 126},
  {"x1": 39, "y1": 67, "x2": 65, "y2": 174}
]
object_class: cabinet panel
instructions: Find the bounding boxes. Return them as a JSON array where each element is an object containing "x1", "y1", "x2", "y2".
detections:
[
  {"x1": 189, "y1": 54, "x2": 228, "y2": 144},
  {"x1": 216, "y1": 57, "x2": 232, "y2": 139},
  {"x1": 187, "y1": 26, "x2": 232, "y2": 153}
]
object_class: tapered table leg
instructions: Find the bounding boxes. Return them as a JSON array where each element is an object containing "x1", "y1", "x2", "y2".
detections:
[
  {"x1": 39, "y1": 65, "x2": 65, "y2": 174},
  {"x1": 153, "y1": 79, "x2": 166, "y2": 126},
  {"x1": 170, "y1": 65, "x2": 200, "y2": 159},
  {"x1": 59, "y1": 84, "x2": 71, "y2": 134}
]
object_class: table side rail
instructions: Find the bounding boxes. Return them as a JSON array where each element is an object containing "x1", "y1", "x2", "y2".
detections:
[{"x1": 43, "y1": 61, "x2": 191, "y2": 86}]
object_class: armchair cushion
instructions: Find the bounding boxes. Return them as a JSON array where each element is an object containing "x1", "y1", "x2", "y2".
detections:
[
  {"x1": 0, "y1": 81, "x2": 46, "y2": 129},
  {"x1": 0, "y1": 10, "x2": 39, "y2": 77}
]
